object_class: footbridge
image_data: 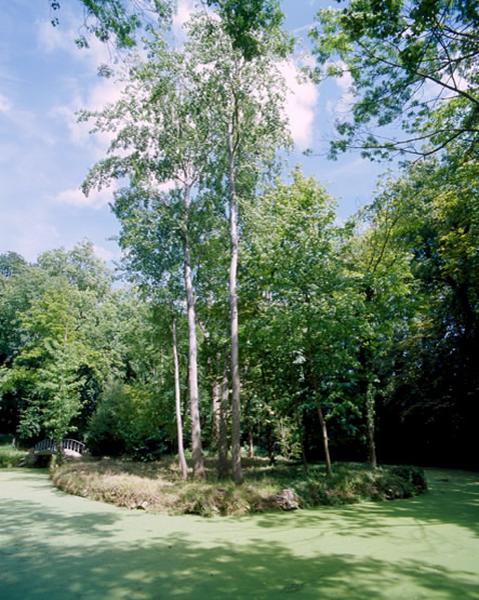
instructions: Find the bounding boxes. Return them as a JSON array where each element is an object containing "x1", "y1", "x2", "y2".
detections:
[{"x1": 33, "y1": 439, "x2": 86, "y2": 458}]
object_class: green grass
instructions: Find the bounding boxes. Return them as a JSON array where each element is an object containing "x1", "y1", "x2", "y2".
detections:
[
  {"x1": 51, "y1": 457, "x2": 427, "y2": 516},
  {"x1": 0, "y1": 443, "x2": 27, "y2": 468},
  {"x1": 0, "y1": 468, "x2": 478, "y2": 599}
]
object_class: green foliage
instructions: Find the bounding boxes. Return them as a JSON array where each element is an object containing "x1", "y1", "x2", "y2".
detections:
[
  {"x1": 87, "y1": 380, "x2": 171, "y2": 460},
  {"x1": 55, "y1": 0, "x2": 285, "y2": 59},
  {"x1": 206, "y1": 0, "x2": 287, "y2": 59},
  {"x1": 241, "y1": 171, "x2": 361, "y2": 460},
  {"x1": 51, "y1": 1, "x2": 172, "y2": 49},
  {"x1": 3, "y1": 6, "x2": 479, "y2": 475},
  {"x1": 273, "y1": 416, "x2": 302, "y2": 460},
  {"x1": 0, "y1": 243, "x2": 128, "y2": 444},
  {"x1": 37, "y1": 241, "x2": 111, "y2": 297},
  {"x1": 368, "y1": 154, "x2": 479, "y2": 466}
]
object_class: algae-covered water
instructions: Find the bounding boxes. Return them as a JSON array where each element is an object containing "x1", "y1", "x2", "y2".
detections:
[{"x1": 1, "y1": 468, "x2": 478, "y2": 599}]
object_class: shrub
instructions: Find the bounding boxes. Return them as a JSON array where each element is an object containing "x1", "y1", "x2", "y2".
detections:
[
  {"x1": 86, "y1": 382, "x2": 127, "y2": 456},
  {"x1": 129, "y1": 431, "x2": 169, "y2": 462},
  {"x1": 389, "y1": 465, "x2": 428, "y2": 493},
  {"x1": 294, "y1": 464, "x2": 427, "y2": 506},
  {"x1": 86, "y1": 381, "x2": 172, "y2": 460}
]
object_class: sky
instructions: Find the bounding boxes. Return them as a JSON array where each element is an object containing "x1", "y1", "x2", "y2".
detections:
[{"x1": 0, "y1": 0, "x2": 388, "y2": 263}]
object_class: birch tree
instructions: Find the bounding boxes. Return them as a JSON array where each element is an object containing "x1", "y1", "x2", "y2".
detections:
[
  {"x1": 186, "y1": 13, "x2": 291, "y2": 482},
  {"x1": 183, "y1": 14, "x2": 289, "y2": 483},
  {"x1": 82, "y1": 37, "x2": 218, "y2": 478}
]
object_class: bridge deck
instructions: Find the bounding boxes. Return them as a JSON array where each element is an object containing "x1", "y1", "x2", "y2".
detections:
[{"x1": 33, "y1": 439, "x2": 86, "y2": 457}]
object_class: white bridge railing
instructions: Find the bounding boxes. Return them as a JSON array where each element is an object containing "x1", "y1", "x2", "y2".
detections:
[{"x1": 34, "y1": 439, "x2": 86, "y2": 455}]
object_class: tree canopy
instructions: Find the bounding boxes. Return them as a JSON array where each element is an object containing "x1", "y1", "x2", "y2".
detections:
[{"x1": 311, "y1": 0, "x2": 479, "y2": 159}]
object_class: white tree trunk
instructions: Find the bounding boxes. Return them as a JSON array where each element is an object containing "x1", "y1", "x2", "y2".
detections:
[
  {"x1": 227, "y1": 125, "x2": 243, "y2": 484},
  {"x1": 366, "y1": 382, "x2": 378, "y2": 468},
  {"x1": 172, "y1": 319, "x2": 188, "y2": 480},
  {"x1": 218, "y1": 367, "x2": 230, "y2": 479},
  {"x1": 182, "y1": 185, "x2": 204, "y2": 479},
  {"x1": 212, "y1": 376, "x2": 221, "y2": 448}
]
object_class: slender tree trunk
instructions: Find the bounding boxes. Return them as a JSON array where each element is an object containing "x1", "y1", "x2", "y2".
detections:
[
  {"x1": 217, "y1": 368, "x2": 230, "y2": 479},
  {"x1": 359, "y1": 338, "x2": 378, "y2": 469},
  {"x1": 305, "y1": 340, "x2": 333, "y2": 477},
  {"x1": 227, "y1": 125, "x2": 243, "y2": 484},
  {"x1": 317, "y1": 404, "x2": 333, "y2": 476},
  {"x1": 247, "y1": 430, "x2": 254, "y2": 458},
  {"x1": 182, "y1": 186, "x2": 204, "y2": 479},
  {"x1": 299, "y1": 413, "x2": 309, "y2": 473},
  {"x1": 267, "y1": 425, "x2": 276, "y2": 465},
  {"x1": 366, "y1": 382, "x2": 378, "y2": 468},
  {"x1": 211, "y1": 376, "x2": 221, "y2": 449},
  {"x1": 172, "y1": 319, "x2": 188, "y2": 480}
]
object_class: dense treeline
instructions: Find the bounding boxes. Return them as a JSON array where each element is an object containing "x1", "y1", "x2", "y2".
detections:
[
  {"x1": 1, "y1": 1, "x2": 477, "y2": 473},
  {"x1": 1, "y1": 153, "x2": 477, "y2": 470}
]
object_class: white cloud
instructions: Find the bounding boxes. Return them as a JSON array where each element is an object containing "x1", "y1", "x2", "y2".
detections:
[
  {"x1": 55, "y1": 183, "x2": 117, "y2": 209},
  {"x1": 36, "y1": 19, "x2": 112, "y2": 67},
  {"x1": 36, "y1": 20, "x2": 72, "y2": 54},
  {"x1": 1, "y1": 98, "x2": 56, "y2": 145},
  {"x1": 335, "y1": 69, "x2": 354, "y2": 115},
  {"x1": 326, "y1": 61, "x2": 354, "y2": 118},
  {"x1": 52, "y1": 76, "x2": 125, "y2": 155},
  {"x1": 36, "y1": 11, "x2": 125, "y2": 156},
  {"x1": 279, "y1": 59, "x2": 319, "y2": 150},
  {"x1": 0, "y1": 93, "x2": 11, "y2": 113},
  {"x1": 172, "y1": 0, "x2": 196, "y2": 40}
]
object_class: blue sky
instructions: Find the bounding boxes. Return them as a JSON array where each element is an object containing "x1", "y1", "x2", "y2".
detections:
[{"x1": 0, "y1": 0, "x2": 387, "y2": 262}]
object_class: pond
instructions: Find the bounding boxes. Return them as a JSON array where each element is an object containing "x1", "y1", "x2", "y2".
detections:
[{"x1": 0, "y1": 468, "x2": 478, "y2": 599}]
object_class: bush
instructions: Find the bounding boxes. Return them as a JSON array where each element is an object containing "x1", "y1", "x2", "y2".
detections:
[
  {"x1": 86, "y1": 383, "x2": 127, "y2": 456},
  {"x1": 389, "y1": 465, "x2": 428, "y2": 493},
  {"x1": 129, "y1": 431, "x2": 169, "y2": 462},
  {"x1": 87, "y1": 381, "x2": 171, "y2": 460},
  {"x1": 295, "y1": 464, "x2": 427, "y2": 507}
]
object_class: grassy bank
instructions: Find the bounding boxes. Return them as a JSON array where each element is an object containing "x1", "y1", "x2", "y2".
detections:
[
  {"x1": 51, "y1": 457, "x2": 427, "y2": 516},
  {"x1": 0, "y1": 443, "x2": 27, "y2": 468}
]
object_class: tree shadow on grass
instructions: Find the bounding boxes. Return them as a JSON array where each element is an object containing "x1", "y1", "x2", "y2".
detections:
[
  {"x1": 0, "y1": 498, "x2": 121, "y2": 543},
  {"x1": 0, "y1": 529, "x2": 478, "y2": 600}
]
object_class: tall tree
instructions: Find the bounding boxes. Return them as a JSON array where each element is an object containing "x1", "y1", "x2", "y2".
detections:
[
  {"x1": 81, "y1": 35, "x2": 227, "y2": 476},
  {"x1": 1, "y1": 283, "x2": 91, "y2": 451},
  {"x1": 0, "y1": 244, "x2": 119, "y2": 439},
  {"x1": 187, "y1": 13, "x2": 290, "y2": 482},
  {"x1": 242, "y1": 171, "x2": 357, "y2": 475},
  {"x1": 350, "y1": 198, "x2": 416, "y2": 467},
  {"x1": 370, "y1": 155, "x2": 479, "y2": 467}
]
